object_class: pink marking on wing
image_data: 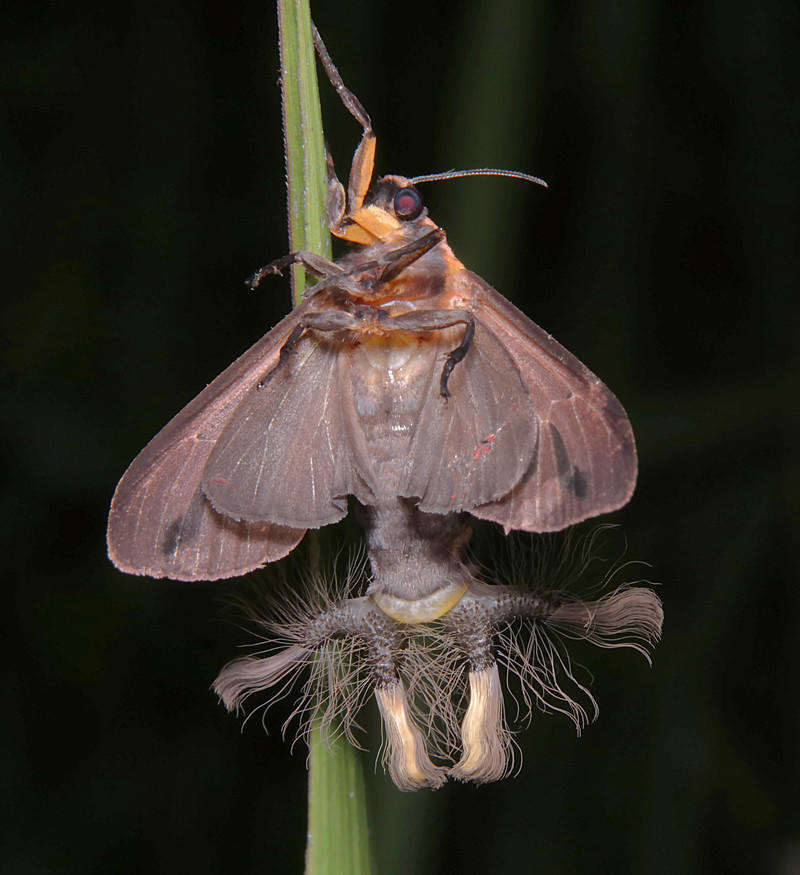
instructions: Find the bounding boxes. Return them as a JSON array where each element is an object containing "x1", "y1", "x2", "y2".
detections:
[
  {"x1": 209, "y1": 476, "x2": 234, "y2": 487},
  {"x1": 471, "y1": 433, "x2": 497, "y2": 463}
]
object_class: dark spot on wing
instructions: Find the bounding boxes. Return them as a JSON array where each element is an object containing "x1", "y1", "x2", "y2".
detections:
[
  {"x1": 549, "y1": 424, "x2": 588, "y2": 498},
  {"x1": 161, "y1": 488, "x2": 206, "y2": 556},
  {"x1": 570, "y1": 467, "x2": 588, "y2": 498},
  {"x1": 550, "y1": 424, "x2": 570, "y2": 479}
]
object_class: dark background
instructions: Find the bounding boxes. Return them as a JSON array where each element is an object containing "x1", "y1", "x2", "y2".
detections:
[{"x1": 4, "y1": 0, "x2": 797, "y2": 872}]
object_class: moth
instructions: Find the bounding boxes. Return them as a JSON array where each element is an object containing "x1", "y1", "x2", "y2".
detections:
[
  {"x1": 107, "y1": 35, "x2": 636, "y2": 583},
  {"x1": 108, "y1": 27, "x2": 661, "y2": 789}
]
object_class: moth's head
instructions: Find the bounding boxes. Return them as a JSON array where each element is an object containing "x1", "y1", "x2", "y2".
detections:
[
  {"x1": 337, "y1": 168, "x2": 548, "y2": 248},
  {"x1": 338, "y1": 174, "x2": 436, "y2": 247},
  {"x1": 364, "y1": 175, "x2": 427, "y2": 223}
]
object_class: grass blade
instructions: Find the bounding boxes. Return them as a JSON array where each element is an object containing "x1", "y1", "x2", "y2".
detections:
[{"x1": 276, "y1": 3, "x2": 374, "y2": 872}]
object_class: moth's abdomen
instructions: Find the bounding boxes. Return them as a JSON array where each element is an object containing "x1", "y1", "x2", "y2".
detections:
[
  {"x1": 349, "y1": 328, "x2": 461, "y2": 496},
  {"x1": 361, "y1": 498, "x2": 473, "y2": 610}
]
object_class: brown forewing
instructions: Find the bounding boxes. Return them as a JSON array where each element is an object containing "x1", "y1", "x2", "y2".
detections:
[
  {"x1": 398, "y1": 320, "x2": 538, "y2": 513},
  {"x1": 460, "y1": 271, "x2": 637, "y2": 532},
  {"x1": 106, "y1": 308, "x2": 308, "y2": 581},
  {"x1": 203, "y1": 333, "x2": 378, "y2": 528}
]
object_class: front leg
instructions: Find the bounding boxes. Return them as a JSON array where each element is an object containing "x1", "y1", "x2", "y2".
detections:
[
  {"x1": 312, "y1": 25, "x2": 377, "y2": 236},
  {"x1": 377, "y1": 228, "x2": 446, "y2": 283},
  {"x1": 247, "y1": 250, "x2": 346, "y2": 290}
]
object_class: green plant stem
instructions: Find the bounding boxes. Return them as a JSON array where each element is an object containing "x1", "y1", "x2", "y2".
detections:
[
  {"x1": 278, "y1": 0, "x2": 329, "y2": 304},
  {"x1": 276, "y1": 3, "x2": 373, "y2": 873}
]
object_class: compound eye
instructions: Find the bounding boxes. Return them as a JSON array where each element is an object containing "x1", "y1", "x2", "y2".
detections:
[{"x1": 393, "y1": 187, "x2": 424, "y2": 221}]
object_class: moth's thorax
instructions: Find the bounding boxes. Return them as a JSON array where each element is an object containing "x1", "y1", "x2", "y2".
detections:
[{"x1": 335, "y1": 219, "x2": 472, "y2": 312}]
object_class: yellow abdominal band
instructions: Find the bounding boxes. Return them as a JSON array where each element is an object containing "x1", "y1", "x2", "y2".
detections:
[{"x1": 371, "y1": 579, "x2": 470, "y2": 623}]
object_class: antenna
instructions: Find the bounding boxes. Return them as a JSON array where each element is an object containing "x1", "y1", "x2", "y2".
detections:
[{"x1": 409, "y1": 168, "x2": 548, "y2": 188}]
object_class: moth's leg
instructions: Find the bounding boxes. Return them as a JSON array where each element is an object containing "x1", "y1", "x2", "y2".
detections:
[
  {"x1": 251, "y1": 224, "x2": 444, "y2": 299},
  {"x1": 324, "y1": 145, "x2": 347, "y2": 233},
  {"x1": 256, "y1": 323, "x2": 305, "y2": 388},
  {"x1": 312, "y1": 25, "x2": 376, "y2": 218},
  {"x1": 384, "y1": 308, "x2": 476, "y2": 397},
  {"x1": 247, "y1": 250, "x2": 346, "y2": 290},
  {"x1": 442, "y1": 597, "x2": 511, "y2": 784},
  {"x1": 439, "y1": 319, "x2": 475, "y2": 398},
  {"x1": 378, "y1": 228, "x2": 446, "y2": 283},
  {"x1": 308, "y1": 228, "x2": 445, "y2": 297},
  {"x1": 257, "y1": 309, "x2": 359, "y2": 388},
  {"x1": 314, "y1": 24, "x2": 382, "y2": 244}
]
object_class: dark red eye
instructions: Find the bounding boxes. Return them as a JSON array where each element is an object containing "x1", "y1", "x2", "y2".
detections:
[{"x1": 393, "y1": 187, "x2": 423, "y2": 220}]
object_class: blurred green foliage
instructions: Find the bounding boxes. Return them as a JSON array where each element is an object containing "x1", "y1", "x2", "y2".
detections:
[{"x1": 3, "y1": 1, "x2": 797, "y2": 873}]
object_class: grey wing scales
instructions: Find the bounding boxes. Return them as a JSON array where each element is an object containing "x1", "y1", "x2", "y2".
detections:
[
  {"x1": 463, "y1": 272, "x2": 637, "y2": 532},
  {"x1": 203, "y1": 335, "x2": 376, "y2": 529},
  {"x1": 399, "y1": 322, "x2": 538, "y2": 513},
  {"x1": 107, "y1": 308, "x2": 308, "y2": 581}
]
